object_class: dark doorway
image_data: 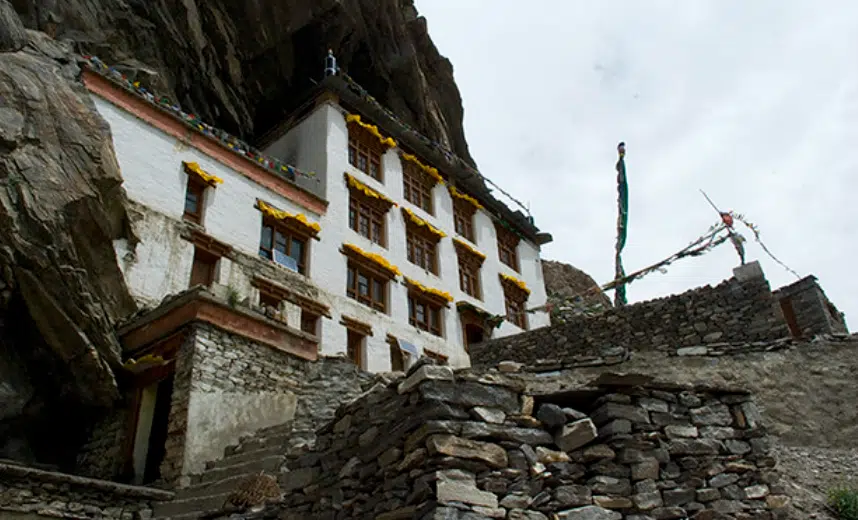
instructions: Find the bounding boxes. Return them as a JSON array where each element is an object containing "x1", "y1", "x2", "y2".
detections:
[
  {"x1": 464, "y1": 324, "x2": 485, "y2": 350},
  {"x1": 142, "y1": 373, "x2": 174, "y2": 484}
]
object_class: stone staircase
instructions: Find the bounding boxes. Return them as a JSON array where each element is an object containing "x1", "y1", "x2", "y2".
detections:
[{"x1": 153, "y1": 422, "x2": 316, "y2": 520}]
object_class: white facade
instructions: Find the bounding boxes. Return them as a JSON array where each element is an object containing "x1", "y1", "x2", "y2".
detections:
[{"x1": 93, "y1": 87, "x2": 550, "y2": 371}]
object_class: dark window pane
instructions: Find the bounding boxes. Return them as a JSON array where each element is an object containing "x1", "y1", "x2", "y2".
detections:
[
  {"x1": 290, "y1": 238, "x2": 304, "y2": 264},
  {"x1": 185, "y1": 191, "x2": 198, "y2": 214},
  {"x1": 373, "y1": 279, "x2": 383, "y2": 303},
  {"x1": 358, "y1": 274, "x2": 369, "y2": 296},
  {"x1": 274, "y1": 232, "x2": 287, "y2": 254},
  {"x1": 260, "y1": 226, "x2": 273, "y2": 249}
]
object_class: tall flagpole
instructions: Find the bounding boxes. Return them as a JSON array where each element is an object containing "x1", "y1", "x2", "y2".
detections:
[{"x1": 614, "y1": 142, "x2": 629, "y2": 307}]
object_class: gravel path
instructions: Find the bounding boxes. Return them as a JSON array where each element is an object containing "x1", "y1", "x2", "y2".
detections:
[{"x1": 774, "y1": 444, "x2": 858, "y2": 519}]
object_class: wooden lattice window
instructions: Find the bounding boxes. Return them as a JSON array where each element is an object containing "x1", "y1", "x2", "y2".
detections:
[
  {"x1": 349, "y1": 192, "x2": 387, "y2": 247},
  {"x1": 406, "y1": 229, "x2": 438, "y2": 274},
  {"x1": 458, "y1": 258, "x2": 481, "y2": 300},
  {"x1": 453, "y1": 198, "x2": 477, "y2": 243},
  {"x1": 402, "y1": 161, "x2": 434, "y2": 214},
  {"x1": 496, "y1": 224, "x2": 520, "y2": 272},
  {"x1": 346, "y1": 262, "x2": 388, "y2": 312},
  {"x1": 408, "y1": 292, "x2": 443, "y2": 337},
  {"x1": 348, "y1": 123, "x2": 383, "y2": 181},
  {"x1": 183, "y1": 176, "x2": 206, "y2": 224},
  {"x1": 258, "y1": 217, "x2": 308, "y2": 274},
  {"x1": 501, "y1": 278, "x2": 529, "y2": 330}
]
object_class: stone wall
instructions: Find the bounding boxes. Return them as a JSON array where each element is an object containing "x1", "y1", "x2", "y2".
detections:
[
  {"x1": 773, "y1": 276, "x2": 849, "y2": 338},
  {"x1": 265, "y1": 364, "x2": 788, "y2": 520},
  {"x1": 75, "y1": 406, "x2": 129, "y2": 481},
  {"x1": 0, "y1": 461, "x2": 172, "y2": 519},
  {"x1": 471, "y1": 262, "x2": 790, "y2": 369}
]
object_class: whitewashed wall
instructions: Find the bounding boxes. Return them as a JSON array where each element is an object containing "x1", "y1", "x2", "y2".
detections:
[
  {"x1": 95, "y1": 91, "x2": 549, "y2": 372},
  {"x1": 265, "y1": 101, "x2": 550, "y2": 370}
]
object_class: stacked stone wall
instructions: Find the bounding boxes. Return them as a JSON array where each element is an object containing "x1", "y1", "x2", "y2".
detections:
[
  {"x1": 270, "y1": 365, "x2": 788, "y2": 520},
  {"x1": 0, "y1": 461, "x2": 172, "y2": 519},
  {"x1": 472, "y1": 270, "x2": 789, "y2": 369},
  {"x1": 773, "y1": 276, "x2": 848, "y2": 337}
]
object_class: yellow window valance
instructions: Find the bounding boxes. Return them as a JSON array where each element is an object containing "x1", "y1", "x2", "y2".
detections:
[
  {"x1": 257, "y1": 199, "x2": 322, "y2": 237},
  {"x1": 500, "y1": 273, "x2": 531, "y2": 296},
  {"x1": 402, "y1": 207, "x2": 446, "y2": 239},
  {"x1": 345, "y1": 173, "x2": 397, "y2": 206},
  {"x1": 401, "y1": 153, "x2": 444, "y2": 184},
  {"x1": 453, "y1": 237, "x2": 486, "y2": 261},
  {"x1": 183, "y1": 161, "x2": 223, "y2": 186},
  {"x1": 346, "y1": 114, "x2": 397, "y2": 148},
  {"x1": 448, "y1": 185, "x2": 484, "y2": 210},
  {"x1": 342, "y1": 243, "x2": 401, "y2": 277},
  {"x1": 405, "y1": 277, "x2": 454, "y2": 304}
]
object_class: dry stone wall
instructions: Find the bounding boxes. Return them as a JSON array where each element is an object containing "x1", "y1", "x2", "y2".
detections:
[
  {"x1": 256, "y1": 363, "x2": 789, "y2": 520},
  {"x1": 0, "y1": 461, "x2": 172, "y2": 519},
  {"x1": 772, "y1": 276, "x2": 848, "y2": 337},
  {"x1": 472, "y1": 267, "x2": 789, "y2": 370}
]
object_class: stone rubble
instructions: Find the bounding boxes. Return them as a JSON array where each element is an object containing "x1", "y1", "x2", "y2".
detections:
[{"x1": 206, "y1": 364, "x2": 791, "y2": 520}]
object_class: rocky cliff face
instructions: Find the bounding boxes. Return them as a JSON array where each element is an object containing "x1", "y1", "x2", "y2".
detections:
[
  {"x1": 542, "y1": 259, "x2": 611, "y2": 318},
  {"x1": 0, "y1": 4, "x2": 137, "y2": 466},
  {"x1": 8, "y1": 0, "x2": 474, "y2": 165}
]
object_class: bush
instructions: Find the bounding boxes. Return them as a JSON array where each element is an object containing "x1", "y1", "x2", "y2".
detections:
[{"x1": 829, "y1": 487, "x2": 858, "y2": 520}]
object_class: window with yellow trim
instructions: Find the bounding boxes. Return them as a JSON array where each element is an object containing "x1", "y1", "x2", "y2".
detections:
[
  {"x1": 501, "y1": 278, "x2": 529, "y2": 330},
  {"x1": 258, "y1": 216, "x2": 308, "y2": 274},
  {"x1": 453, "y1": 197, "x2": 477, "y2": 243},
  {"x1": 348, "y1": 122, "x2": 383, "y2": 181},
  {"x1": 346, "y1": 261, "x2": 388, "y2": 312},
  {"x1": 402, "y1": 160, "x2": 434, "y2": 214},
  {"x1": 496, "y1": 223, "x2": 521, "y2": 272},
  {"x1": 183, "y1": 176, "x2": 207, "y2": 224},
  {"x1": 408, "y1": 292, "x2": 443, "y2": 337},
  {"x1": 348, "y1": 186, "x2": 388, "y2": 247},
  {"x1": 406, "y1": 221, "x2": 439, "y2": 274}
]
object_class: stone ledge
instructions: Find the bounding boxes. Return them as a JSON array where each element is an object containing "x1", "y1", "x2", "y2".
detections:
[
  {"x1": 0, "y1": 461, "x2": 175, "y2": 500},
  {"x1": 117, "y1": 286, "x2": 318, "y2": 361}
]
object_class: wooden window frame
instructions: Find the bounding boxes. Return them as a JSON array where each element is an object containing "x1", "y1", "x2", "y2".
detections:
[
  {"x1": 348, "y1": 190, "x2": 388, "y2": 247},
  {"x1": 346, "y1": 261, "x2": 389, "y2": 313},
  {"x1": 402, "y1": 160, "x2": 434, "y2": 214},
  {"x1": 348, "y1": 122, "x2": 384, "y2": 181},
  {"x1": 405, "y1": 222, "x2": 440, "y2": 274},
  {"x1": 300, "y1": 309, "x2": 320, "y2": 337},
  {"x1": 188, "y1": 246, "x2": 219, "y2": 288},
  {"x1": 495, "y1": 223, "x2": 521, "y2": 272},
  {"x1": 258, "y1": 216, "x2": 310, "y2": 275},
  {"x1": 501, "y1": 278, "x2": 529, "y2": 330},
  {"x1": 183, "y1": 176, "x2": 207, "y2": 224},
  {"x1": 457, "y1": 256, "x2": 482, "y2": 300},
  {"x1": 453, "y1": 198, "x2": 477, "y2": 243},
  {"x1": 408, "y1": 291, "x2": 444, "y2": 337},
  {"x1": 346, "y1": 328, "x2": 365, "y2": 370}
]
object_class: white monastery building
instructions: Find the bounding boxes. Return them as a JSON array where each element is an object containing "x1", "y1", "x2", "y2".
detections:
[{"x1": 83, "y1": 54, "x2": 554, "y2": 371}]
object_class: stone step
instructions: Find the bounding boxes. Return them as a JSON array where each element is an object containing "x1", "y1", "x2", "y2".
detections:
[
  {"x1": 178, "y1": 473, "x2": 257, "y2": 499},
  {"x1": 229, "y1": 432, "x2": 293, "y2": 454},
  {"x1": 153, "y1": 492, "x2": 229, "y2": 519},
  {"x1": 197, "y1": 455, "x2": 285, "y2": 485},
  {"x1": 206, "y1": 445, "x2": 286, "y2": 470}
]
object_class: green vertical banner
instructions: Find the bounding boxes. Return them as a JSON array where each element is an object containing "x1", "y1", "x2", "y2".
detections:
[{"x1": 614, "y1": 142, "x2": 628, "y2": 307}]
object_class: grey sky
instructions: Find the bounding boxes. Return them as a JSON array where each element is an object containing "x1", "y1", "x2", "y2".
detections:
[{"x1": 414, "y1": 0, "x2": 857, "y2": 326}]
